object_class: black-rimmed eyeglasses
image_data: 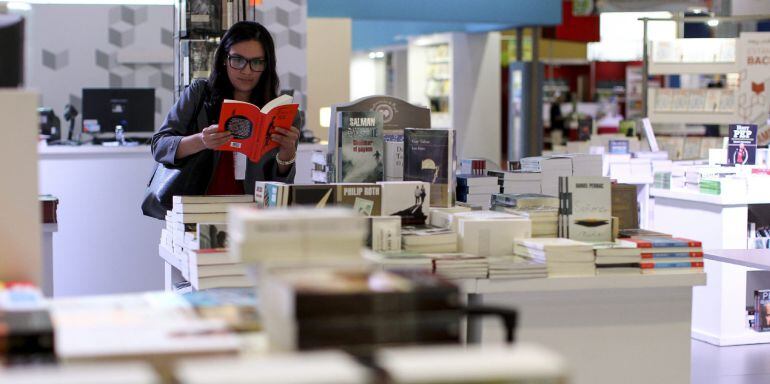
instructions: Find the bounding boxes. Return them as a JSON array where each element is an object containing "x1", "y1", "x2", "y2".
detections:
[{"x1": 227, "y1": 55, "x2": 266, "y2": 72}]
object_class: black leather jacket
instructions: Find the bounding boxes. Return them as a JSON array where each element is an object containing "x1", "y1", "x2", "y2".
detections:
[{"x1": 150, "y1": 79, "x2": 296, "y2": 194}]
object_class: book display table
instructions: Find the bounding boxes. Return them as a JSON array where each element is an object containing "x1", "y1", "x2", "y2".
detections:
[
  {"x1": 465, "y1": 273, "x2": 706, "y2": 384},
  {"x1": 651, "y1": 188, "x2": 770, "y2": 346}
]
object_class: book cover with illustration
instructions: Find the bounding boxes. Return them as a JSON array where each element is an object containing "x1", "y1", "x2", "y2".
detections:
[
  {"x1": 289, "y1": 184, "x2": 337, "y2": 208},
  {"x1": 378, "y1": 181, "x2": 430, "y2": 226},
  {"x1": 338, "y1": 111, "x2": 384, "y2": 182},
  {"x1": 727, "y1": 123, "x2": 757, "y2": 165},
  {"x1": 403, "y1": 128, "x2": 455, "y2": 208},
  {"x1": 336, "y1": 184, "x2": 382, "y2": 216},
  {"x1": 216, "y1": 94, "x2": 299, "y2": 162},
  {"x1": 558, "y1": 176, "x2": 611, "y2": 242}
]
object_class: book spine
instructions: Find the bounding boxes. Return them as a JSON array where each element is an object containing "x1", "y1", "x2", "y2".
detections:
[
  {"x1": 640, "y1": 261, "x2": 704, "y2": 269},
  {"x1": 640, "y1": 252, "x2": 703, "y2": 259}
]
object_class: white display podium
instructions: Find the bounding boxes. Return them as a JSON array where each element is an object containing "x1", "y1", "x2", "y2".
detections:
[
  {"x1": 466, "y1": 273, "x2": 705, "y2": 384},
  {"x1": 651, "y1": 187, "x2": 770, "y2": 346}
]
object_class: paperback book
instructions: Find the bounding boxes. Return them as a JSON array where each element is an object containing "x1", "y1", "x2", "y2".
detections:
[
  {"x1": 336, "y1": 183, "x2": 382, "y2": 216},
  {"x1": 337, "y1": 111, "x2": 384, "y2": 182},
  {"x1": 559, "y1": 176, "x2": 612, "y2": 242},
  {"x1": 378, "y1": 181, "x2": 430, "y2": 226},
  {"x1": 216, "y1": 95, "x2": 299, "y2": 162},
  {"x1": 404, "y1": 128, "x2": 455, "y2": 208},
  {"x1": 289, "y1": 184, "x2": 337, "y2": 208}
]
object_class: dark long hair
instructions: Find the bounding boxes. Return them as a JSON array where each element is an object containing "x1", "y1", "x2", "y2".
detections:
[{"x1": 208, "y1": 21, "x2": 279, "y2": 111}]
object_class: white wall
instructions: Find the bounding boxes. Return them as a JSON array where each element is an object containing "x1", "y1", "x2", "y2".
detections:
[
  {"x1": 732, "y1": 0, "x2": 770, "y2": 15},
  {"x1": 307, "y1": 17, "x2": 351, "y2": 141},
  {"x1": 350, "y1": 52, "x2": 381, "y2": 101},
  {"x1": 453, "y1": 32, "x2": 502, "y2": 163}
]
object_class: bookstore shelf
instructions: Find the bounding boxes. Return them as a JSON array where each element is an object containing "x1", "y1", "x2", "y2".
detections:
[
  {"x1": 646, "y1": 110, "x2": 738, "y2": 125},
  {"x1": 648, "y1": 62, "x2": 738, "y2": 75}
]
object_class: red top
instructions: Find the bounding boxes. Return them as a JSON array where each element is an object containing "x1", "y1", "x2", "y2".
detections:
[{"x1": 206, "y1": 153, "x2": 245, "y2": 195}]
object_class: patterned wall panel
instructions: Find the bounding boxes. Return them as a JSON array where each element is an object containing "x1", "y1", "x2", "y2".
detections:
[
  {"x1": 257, "y1": 0, "x2": 307, "y2": 110},
  {"x1": 26, "y1": 4, "x2": 174, "y2": 136}
]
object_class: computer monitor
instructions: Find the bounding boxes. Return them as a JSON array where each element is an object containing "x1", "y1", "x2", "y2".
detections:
[{"x1": 81, "y1": 88, "x2": 155, "y2": 138}]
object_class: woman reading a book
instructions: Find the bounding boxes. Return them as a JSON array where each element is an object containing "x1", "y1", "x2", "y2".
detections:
[{"x1": 152, "y1": 21, "x2": 299, "y2": 195}]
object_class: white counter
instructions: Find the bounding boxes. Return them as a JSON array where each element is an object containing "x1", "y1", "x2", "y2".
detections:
[
  {"x1": 38, "y1": 145, "x2": 164, "y2": 297},
  {"x1": 651, "y1": 187, "x2": 770, "y2": 346},
  {"x1": 469, "y1": 273, "x2": 705, "y2": 384}
]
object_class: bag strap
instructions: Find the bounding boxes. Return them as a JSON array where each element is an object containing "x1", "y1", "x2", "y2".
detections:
[{"x1": 189, "y1": 80, "x2": 210, "y2": 132}]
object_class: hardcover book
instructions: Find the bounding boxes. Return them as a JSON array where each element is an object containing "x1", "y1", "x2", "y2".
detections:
[
  {"x1": 290, "y1": 185, "x2": 337, "y2": 208},
  {"x1": 336, "y1": 184, "x2": 382, "y2": 216},
  {"x1": 559, "y1": 176, "x2": 612, "y2": 242},
  {"x1": 216, "y1": 95, "x2": 299, "y2": 162},
  {"x1": 403, "y1": 128, "x2": 455, "y2": 208},
  {"x1": 384, "y1": 133, "x2": 405, "y2": 181},
  {"x1": 338, "y1": 111, "x2": 384, "y2": 182}
]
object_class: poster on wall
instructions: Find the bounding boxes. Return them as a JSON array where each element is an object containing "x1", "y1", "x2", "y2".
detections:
[
  {"x1": 727, "y1": 124, "x2": 758, "y2": 165},
  {"x1": 738, "y1": 33, "x2": 770, "y2": 146}
]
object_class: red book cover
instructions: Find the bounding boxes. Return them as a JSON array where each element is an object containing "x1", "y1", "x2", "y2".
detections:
[
  {"x1": 640, "y1": 252, "x2": 704, "y2": 259},
  {"x1": 215, "y1": 95, "x2": 298, "y2": 162}
]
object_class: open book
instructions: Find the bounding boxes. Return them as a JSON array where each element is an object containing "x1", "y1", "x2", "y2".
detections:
[{"x1": 215, "y1": 94, "x2": 299, "y2": 162}]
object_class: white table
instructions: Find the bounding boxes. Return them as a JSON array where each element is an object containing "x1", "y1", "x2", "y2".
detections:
[
  {"x1": 38, "y1": 145, "x2": 164, "y2": 297},
  {"x1": 466, "y1": 273, "x2": 706, "y2": 384},
  {"x1": 651, "y1": 187, "x2": 770, "y2": 346}
]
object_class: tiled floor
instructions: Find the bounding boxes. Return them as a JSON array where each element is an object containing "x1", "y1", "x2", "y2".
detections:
[{"x1": 692, "y1": 339, "x2": 770, "y2": 383}]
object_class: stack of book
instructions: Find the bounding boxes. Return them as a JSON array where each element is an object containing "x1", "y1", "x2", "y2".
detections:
[
  {"x1": 160, "y1": 195, "x2": 254, "y2": 290},
  {"x1": 488, "y1": 170, "x2": 542, "y2": 194},
  {"x1": 429, "y1": 206, "x2": 471, "y2": 228},
  {"x1": 367, "y1": 216, "x2": 402, "y2": 253},
  {"x1": 229, "y1": 207, "x2": 367, "y2": 265},
  {"x1": 174, "y1": 351, "x2": 369, "y2": 384},
  {"x1": 492, "y1": 193, "x2": 559, "y2": 210},
  {"x1": 593, "y1": 241, "x2": 642, "y2": 275},
  {"x1": 0, "y1": 309, "x2": 56, "y2": 364},
  {"x1": 376, "y1": 345, "x2": 567, "y2": 384},
  {"x1": 260, "y1": 267, "x2": 462, "y2": 352},
  {"x1": 623, "y1": 237, "x2": 704, "y2": 274},
  {"x1": 520, "y1": 156, "x2": 573, "y2": 196},
  {"x1": 564, "y1": 153, "x2": 603, "y2": 176},
  {"x1": 487, "y1": 256, "x2": 547, "y2": 280},
  {"x1": 430, "y1": 253, "x2": 488, "y2": 279},
  {"x1": 460, "y1": 158, "x2": 487, "y2": 175},
  {"x1": 514, "y1": 238, "x2": 596, "y2": 277},
  {"x1": 401, "y1": 226, "x2": 458, "y2": 253},
  {"x1": 363, "y1": 251, "x2": 433, "y2": 272},
  {"x1": 654, "y1": 171, "x2": 672, "y2": 189},
  {"x1": 455, "y1": 174, "x2": 498, "y2": 209},
  {"x1": 456, "y1": 215, "x2": 531, "y2": 257},
  {"x1": 508, "y1": 209, "x2": 558, "y2": 238},
  {"x1": 491, "y1": 194, "x2": 559, "y2": 238}
]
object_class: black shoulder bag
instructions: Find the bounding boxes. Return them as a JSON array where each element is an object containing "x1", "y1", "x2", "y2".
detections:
[{"x1": 141, "y1": 87, "x2": 213, "y2": 220}]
